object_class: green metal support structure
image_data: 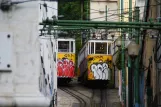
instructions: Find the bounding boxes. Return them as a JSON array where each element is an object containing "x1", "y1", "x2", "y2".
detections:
[
  {"x1": 128, "y1": 0, "x2": 133, "y2": 107},
  {"x1": 134, "y1": 7, "x2": 140, "y2": 107},
  {"x1": 105, "y1": 5, "x2": 108, "y2": 39},
  {"x1": 81, "y1": 0, "x2": 84, "y2": 20},
  {"x1": 86, "y1": 0, "x2": 89, "y2": 20},
  {"x1": 106, "y1": 5, "x2": 108, "y2": 21},
  {"x1": 39, "y1": 7, "x2": 161, "y2": 107},
  {"x1": 120, "y1": 0, "x2": 126, "y2": 106},
  {"x1": 40, "y1": 20, "x2": 161, "y2": 30}
]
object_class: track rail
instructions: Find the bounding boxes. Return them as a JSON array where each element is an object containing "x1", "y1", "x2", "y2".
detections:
[
  {"x1": 69, "y1": 87, "x2": 94, "y2": 107},
  {"x1": 58, "y1": 83, "x2": 108, "y2": 107},
  {"x1": 100, "y1": 89, "x2": 107, "y2": 107},
  {"x1": 91, "y1": 88, "x2": 107, "y2": 107},
  {"x1": 59, "y1": 87, "x2": 87, "y2": 107}
]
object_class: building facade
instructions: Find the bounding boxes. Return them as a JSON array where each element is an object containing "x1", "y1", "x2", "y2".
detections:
[{"x1": 0, "y1": 1, "x2": 58, "y2": 106}]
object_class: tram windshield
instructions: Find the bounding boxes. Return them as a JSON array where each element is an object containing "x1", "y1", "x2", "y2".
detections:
[
  {"x1": 88, "y1": 41, "x2": 112, "y2": 54},
  {"x1": 58, "y1": 41, "x2": 69, "y2": 52},
  {"x1": 95, "y1": 42, "x2": 107, "y2": 54},
  {"x1": 58, "y1": 41, "x2": 75, "y2": 53}
]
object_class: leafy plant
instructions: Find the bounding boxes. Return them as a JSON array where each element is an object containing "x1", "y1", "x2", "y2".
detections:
[
  {"x1": 115, "y1": 49, "x2": 122, "y2": 70},
  {"x1": 58, "y1": 0, "x2": 81, "y2": 20}
]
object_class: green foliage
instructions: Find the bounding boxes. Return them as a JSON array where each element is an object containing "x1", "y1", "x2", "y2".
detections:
[
  {"x1": 116, "y1": 49, "x2": 122, "y2": 70},
  {"x1": 58, "y1": 0, "x2": 81, "y2": 20},
  {"x1": 58, "y1": 0, "x2": 89, "y2": 72},
  {"x1": 75, "y1": 35, "x2": 82, "y2": 71},
  {"x1": 58, "y1": 0, "x2": 89, "y2": 20}
]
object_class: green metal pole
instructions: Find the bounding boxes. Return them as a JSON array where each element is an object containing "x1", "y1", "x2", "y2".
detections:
[
  {"x1": 106, "y1": 5, "x2": 107, "y2": 21},
  {"x1": 121, "y1": 0, "x2": 126, "y2": 106},
  {"x1": 105, "y1": 5, "x2": 108, "y2": 38},
  {"x1": 129, "y1": 0, "x2": 132, "y2": 34},
  {"x1": 128, "y1": 0, "x2": 133, "y2": 107},
  {"x1": 87, "y1": 0, "x2": 89, "y2": 20},
  {"x1": 41, "y1": 20, "x2": 161, "y2": 26},
  {"x1": 81, "y1": 0, "x2": 84, "y2": 20},
  {"x1": 134, "y1": 6, "x2": 140, "y2": 107}
]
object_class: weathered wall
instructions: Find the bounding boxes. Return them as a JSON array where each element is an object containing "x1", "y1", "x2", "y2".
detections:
[
  {"x1": 0, "y1": 1, "x2": 57, "y2": 106},
  {"x1": 143, "y1": 37, "x2": 156, "y2": 107},
  {"x1": 143, "y1": 0, "x2": 158, "y2": 106},
  {"x1": 90, "y1": 0, "x2": 118, "y2": 21},
  {"x1": 0, "y1": 1, "x2": 40, "y2": 95}
]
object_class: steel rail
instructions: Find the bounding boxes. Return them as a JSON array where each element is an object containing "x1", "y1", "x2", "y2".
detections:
[
  {"x1": 100, "y1": 89, "x2": 107, "y2": 107},
  {"x1": 69, "y1": 87, "x2": 94, "y2": 107},
  {"x1": 59, "y1": 87, "x2": 87, "y2": 107}
]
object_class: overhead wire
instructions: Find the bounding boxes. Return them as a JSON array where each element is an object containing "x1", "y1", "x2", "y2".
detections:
[
  {"x1": 40, "y1": 3, "x2": 58, "y2": 10},
  {"x1": 40, "y1": 1, "x2": 161, "y2": 39},
  {"x1": 90, "y1": 11, "x2": 146, "y2": 22},
  {"x1": 40, "y1": 2, "x2": 161, "y2": 14},
  {"x1": 89, "y1": 3, "x2": 161, "y2": 12}
]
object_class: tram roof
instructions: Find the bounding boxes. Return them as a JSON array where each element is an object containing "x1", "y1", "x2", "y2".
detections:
[
  {"x1": 88, "y1": 39, "x2": 113, "y2": 43},
  {"x1": 56, "y1": 38, "x2": 75, "y2": 41}
]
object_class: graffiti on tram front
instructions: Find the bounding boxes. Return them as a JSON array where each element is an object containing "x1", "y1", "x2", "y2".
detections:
[
  {"x1": 57, "y1": 53, "x2": 75, "y2": 77},
  {"x1": 87, "y1": 55, "x2": 112, "y2": 80}
]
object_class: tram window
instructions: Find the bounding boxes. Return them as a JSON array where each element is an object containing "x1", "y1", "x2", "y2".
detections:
[
  {"x1": 95, "y1": 42, "x2": 107, "y2": 54},
  {"x1": 58, "y1": 41, "x2": 69, "y2": 52},
  {"x1": 91, "y1": 42, "x2": 94, "y2": 54},
  {"x1": 108, "y1": 43, "x2": 111, "y2": 54},
  {"x1": 71, "y1": 41, "x2": 73, "y2": 52}
]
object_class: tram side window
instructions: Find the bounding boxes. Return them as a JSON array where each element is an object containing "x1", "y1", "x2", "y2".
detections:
[
  {"x1": 71, "y1": 41, "x2": 73, "y2": 52},
  {"x1": 108, "y1": 43, "x2": 111, "y2": 54},
  {"x1": 95, "y1": 42, "x2": 107, "y2": 54},
  {"x1": 58, "y1": 41, "x2": 69, "y2": 52},
  {"x1": 91, "y1": 42, "x2": 94, "y2": 54}
]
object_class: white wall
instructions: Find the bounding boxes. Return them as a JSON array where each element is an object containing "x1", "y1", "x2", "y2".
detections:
[
  {"x1": 135, "y1": 0, "x2": 146, "y2": 20},
  {"x1": 39, "y1": 1, "x2": 58, "y2": 105},
  {"x1": 0, "y1": 0, "x2": 40, "y2": 95},
  {"x1": 90, "y1": 1, "x2": 118, "y2": 21},
  {"x1": 0, "y1": 1, "x2": 57, "y2": 106}
]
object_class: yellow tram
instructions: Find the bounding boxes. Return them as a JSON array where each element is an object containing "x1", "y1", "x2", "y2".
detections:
[{"x1": 77, "y1": 38, "x2": 113, "y2": 86}]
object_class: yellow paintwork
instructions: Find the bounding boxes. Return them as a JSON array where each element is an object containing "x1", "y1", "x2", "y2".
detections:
[{"x1": 57, "y1": 53, "x2": 75, "y2": 62}]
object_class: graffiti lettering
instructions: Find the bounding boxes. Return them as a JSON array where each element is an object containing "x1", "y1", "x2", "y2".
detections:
[
  {"x1": 91, "y1": 62, "x2": 110, "y2": 80},
  {"x1": 64, "y1": 54, "x2": 74, "y2": 58},
  {"x1": 94, "y1": 56, "x2": 103, "y2": 59},
  {"x1": 88, "y1": 56, "x2": 103, "y2": 61}
]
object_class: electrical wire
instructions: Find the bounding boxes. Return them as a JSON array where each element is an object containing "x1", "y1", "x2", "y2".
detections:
[
  {"x1": 89, "y1": 10, "x2": 149, "y2": 22},
  {"x1": 40, "y1": 3, "x2": 58, "y2": 10},
  {"x1": 39, "y1": 4, "x2": 146, "y2": 22},
  {"x1": 89, "y1": 3, "x2": 161, "y2": 12},
  {"x1": 39, "y1": 1, "x2": 161, "y2": 14}
]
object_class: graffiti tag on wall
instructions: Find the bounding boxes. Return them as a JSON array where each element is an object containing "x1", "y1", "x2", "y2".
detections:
[
  {"x1": 87, "y1": 55, "x2": 112, "y2": 80},
  {"x1": 57, "y1": 53, "x2": 75, "y2": 77},
  {"x1": 39, "y1": 39, "x2": 56, "y2": 100}
]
